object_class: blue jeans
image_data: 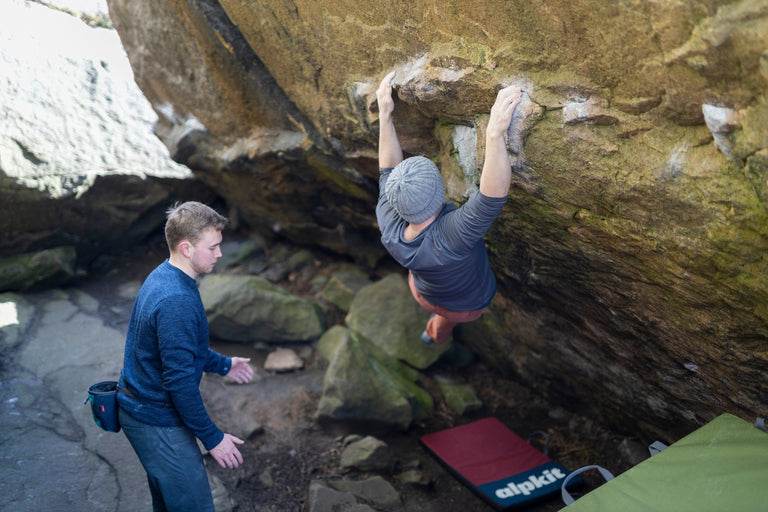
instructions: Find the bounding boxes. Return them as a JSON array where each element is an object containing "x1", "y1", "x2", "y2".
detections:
[{"x1": 119, "y1": 406, "x2": 214, "y2": 512}]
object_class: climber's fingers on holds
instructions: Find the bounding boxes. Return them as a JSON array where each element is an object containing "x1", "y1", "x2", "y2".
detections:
[
  {"x1": 497, "y1": 85, "x2": 523, "y2": 104},
  {"x1": 378, "y1": 71, "x2": 396, "y2": 92},
  {"x1": 490, "y1": 88, "x2": 521, "y2": 122}
]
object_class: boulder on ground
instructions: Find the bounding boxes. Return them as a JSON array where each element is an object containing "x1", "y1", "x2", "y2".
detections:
[
  {"x1": 214, "y1": 238, "x2": 266, "y2": 272},
  {"x1": 436, "y1": 376, "x2": 482, "y2": 415},
  {"x1": 327, "y1": 477, "x2": 401, "y2": 510},
  {"x1": 209, "y1": 473, "x2": 236, "y2": 512},
  {"x1": 264, "y1": 348, "x2": 304, "y2": 373},
  {"x1": 306, "y1": 481, "x2": 360, "y2": 512},
  {"x1": 316, "y1": 325, "x2": 349, "y2": 362},
  {"x1": 0, "y1": 246, "x2": 77, "y2": 292},
  {"x1": 345, "y1": 273, "x2": 450, "y2": 369},
  {"x1": 199, "y1": 274, "x2": 324, "y2": 343},
  {"x1": 395, "y1": 468, "x2": 432, "y2": 487},
  {"x1": 340, "y1": 436, "x2": 394, "y2": 473},
  {"x1": 321, "y1": 265, "x2": 371, "y2": 312},
  {"x1": 316, "y1": 327, "x2": 432, "y2": 430}
]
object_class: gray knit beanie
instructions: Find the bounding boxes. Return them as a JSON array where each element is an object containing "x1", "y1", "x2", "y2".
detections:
[{"x1": 385, "y1": 156, "x2": 445, "y2": 224}]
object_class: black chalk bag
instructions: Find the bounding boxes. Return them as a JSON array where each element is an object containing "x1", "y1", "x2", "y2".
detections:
[{"x1": 84, "y1": 380, "x2": 121, "y2": 433}]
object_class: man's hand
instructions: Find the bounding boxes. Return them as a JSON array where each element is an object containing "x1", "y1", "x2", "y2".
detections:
[
  {"x1": 210, "y1": 433, "x2": 245, "y2": 469},
  {"x1": 376, "y1": 70, "x2": 396, "y2": 120},
  {"x1": 487, "y1": 86, "x2": 523, "y2": 138},
  {"x1": 226, "y1": 357, "x2": 253, "y2": 384}
]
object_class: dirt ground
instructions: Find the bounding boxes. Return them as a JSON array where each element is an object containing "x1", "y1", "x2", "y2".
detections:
[
  {"x1": 83, "y1": 236, "x2": 641, "y2": 512},
  {"x1": 199, "y1": 352, "x2": 638, "y2": 512}
]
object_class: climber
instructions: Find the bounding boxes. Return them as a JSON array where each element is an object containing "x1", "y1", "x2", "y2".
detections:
[{"x1": 375, "y1": 70, "x2": 522, "y2": 344}]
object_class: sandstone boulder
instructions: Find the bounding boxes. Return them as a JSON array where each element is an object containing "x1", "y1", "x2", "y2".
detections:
[
  {"x1": 327, "y1": 477, "x2": 401, "y2": 510},
  {"x1": 345, "y1": 274, "x2": 451, "y2": 369},
  {"x1": 321, "y1": 265, "x2": 372, "y2": 312},
  {"x1": 316, "y1": 325, "x2": 350, "y2": 362},
  {"x1": 0, "y1": 247, "x2": 77, "y2": 292},
  {"x1": 215, "y1": 238, "x2": 266, "y2": 272},
  {"x1": 99, "y1": 0, "x2": 768, "y2": 438},
  {"x1": 339, "y1": 436, "x2": 394, "y2": 473},
  {"x1": 306, "y1": 481, "x2": 373, "y2": 512},
  {"x1": 435, "y1": 376, "x2": 482, "y2": 415},
  {"x1": 316, "y1": 327, "x2": 432, "y2": 430},
  {"x1": 0, "y1": 1, "x2": 210, "y2": 262},
  {"x1": 264, "y1": 348, "x2": 304, "y2": 373},
  {"x1": 199, "y1": 274, "x2": 325, "y2": 343}
]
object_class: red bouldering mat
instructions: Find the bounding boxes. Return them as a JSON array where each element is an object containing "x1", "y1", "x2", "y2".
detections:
[{"x1": 420, "y1": 418, "x2": 578, "y2": 510}]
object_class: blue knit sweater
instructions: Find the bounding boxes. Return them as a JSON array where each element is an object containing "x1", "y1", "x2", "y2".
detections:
[{"x1": 117, "y1": 260, "x2": 231, "y2": 450}]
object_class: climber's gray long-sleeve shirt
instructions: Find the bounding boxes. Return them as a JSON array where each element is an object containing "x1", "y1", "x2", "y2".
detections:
[{"x1": 376, "y1": 167, "x2": 507, "y2": 312}]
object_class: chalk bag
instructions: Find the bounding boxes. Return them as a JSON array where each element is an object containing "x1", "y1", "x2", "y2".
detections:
[{"x1": 85, "y1": 381, "x2": 121, "y2": 433}]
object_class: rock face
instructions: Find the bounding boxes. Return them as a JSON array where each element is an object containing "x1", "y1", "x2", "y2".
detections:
[
  {"x1": 0, "y1": 1, "x2": 213, "y2": 262},
  {"x1": 102, "y1": 0, "x2": 767, "y2": 438}
]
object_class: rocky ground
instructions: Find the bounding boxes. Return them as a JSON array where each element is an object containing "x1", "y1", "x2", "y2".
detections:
[{"x1": 0, "y1": 234, "x2": 650, "y2": 511}]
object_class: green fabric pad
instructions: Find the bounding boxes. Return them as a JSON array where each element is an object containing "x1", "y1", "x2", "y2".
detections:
[{"x1": 562, "y1": 414, "x2": 768, "y2": 511}]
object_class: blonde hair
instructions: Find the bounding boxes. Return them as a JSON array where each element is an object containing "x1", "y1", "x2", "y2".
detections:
[{"x1": 164, "y1": 201, "x2": 228, "y2": 252}]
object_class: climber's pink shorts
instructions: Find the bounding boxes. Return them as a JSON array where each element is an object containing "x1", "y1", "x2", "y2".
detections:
[{"x1": 408, "y1": 272, "x2": 485, "y2": 344}]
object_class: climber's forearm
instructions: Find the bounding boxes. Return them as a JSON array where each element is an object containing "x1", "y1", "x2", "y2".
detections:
[
  {"x1": 378, "y1": 114, "x2": 403, "y2": 169},
  {"x1": 479, "y1": 86, "x2": 522, "y2": 198},
  {"x1": 479, "y1": 132, "x2": 512, "y2": 198}
]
